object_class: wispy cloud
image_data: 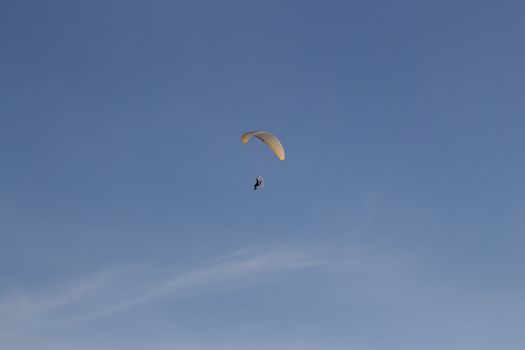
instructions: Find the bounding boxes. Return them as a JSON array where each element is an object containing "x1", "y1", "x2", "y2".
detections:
[
  {"x1": 2, "y1": 245, "x2": 524, "y2": 350},
  {"x1": 0, "y1": 247, "x2": 339, "y2": 329}
]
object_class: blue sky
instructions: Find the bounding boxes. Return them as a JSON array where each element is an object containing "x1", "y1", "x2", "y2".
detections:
[{"x1": 1, "y1": 1, "x2": 524, "y2": 349}]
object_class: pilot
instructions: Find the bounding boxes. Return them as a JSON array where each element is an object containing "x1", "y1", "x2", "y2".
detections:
[{"x1": 254, "y1": 176, "x2": 264, "y2": 190}]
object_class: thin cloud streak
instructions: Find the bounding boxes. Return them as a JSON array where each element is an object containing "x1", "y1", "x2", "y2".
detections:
[
  {"x1": 0, "y1": 247, "x2": 338, "y2": 329},
  {"x1": 1, "y1": 245, "x2": 524, "y2": 350}
]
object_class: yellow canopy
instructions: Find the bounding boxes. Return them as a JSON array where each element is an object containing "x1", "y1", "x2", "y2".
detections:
[{"x1": 241, "y1": 131, "x2": 285, "y2": 160}]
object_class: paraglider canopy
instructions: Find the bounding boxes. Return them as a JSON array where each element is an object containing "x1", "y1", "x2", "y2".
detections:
[{"x1": 241, "y1": 131, "x2": 285, "y2": 160}]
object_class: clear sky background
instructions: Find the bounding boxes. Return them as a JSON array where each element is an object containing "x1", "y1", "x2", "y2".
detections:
[{"x1": 1, "y1": 1, "x2": 524, "y2": 349}]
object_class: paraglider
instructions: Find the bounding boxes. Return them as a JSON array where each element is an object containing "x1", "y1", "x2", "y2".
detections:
[
  {"x1": 241, "y1": 131, "x2": 284, "y2": 191},
  {"x1": 254, "y1": 176, "x2": 264, "y2": 191}
]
